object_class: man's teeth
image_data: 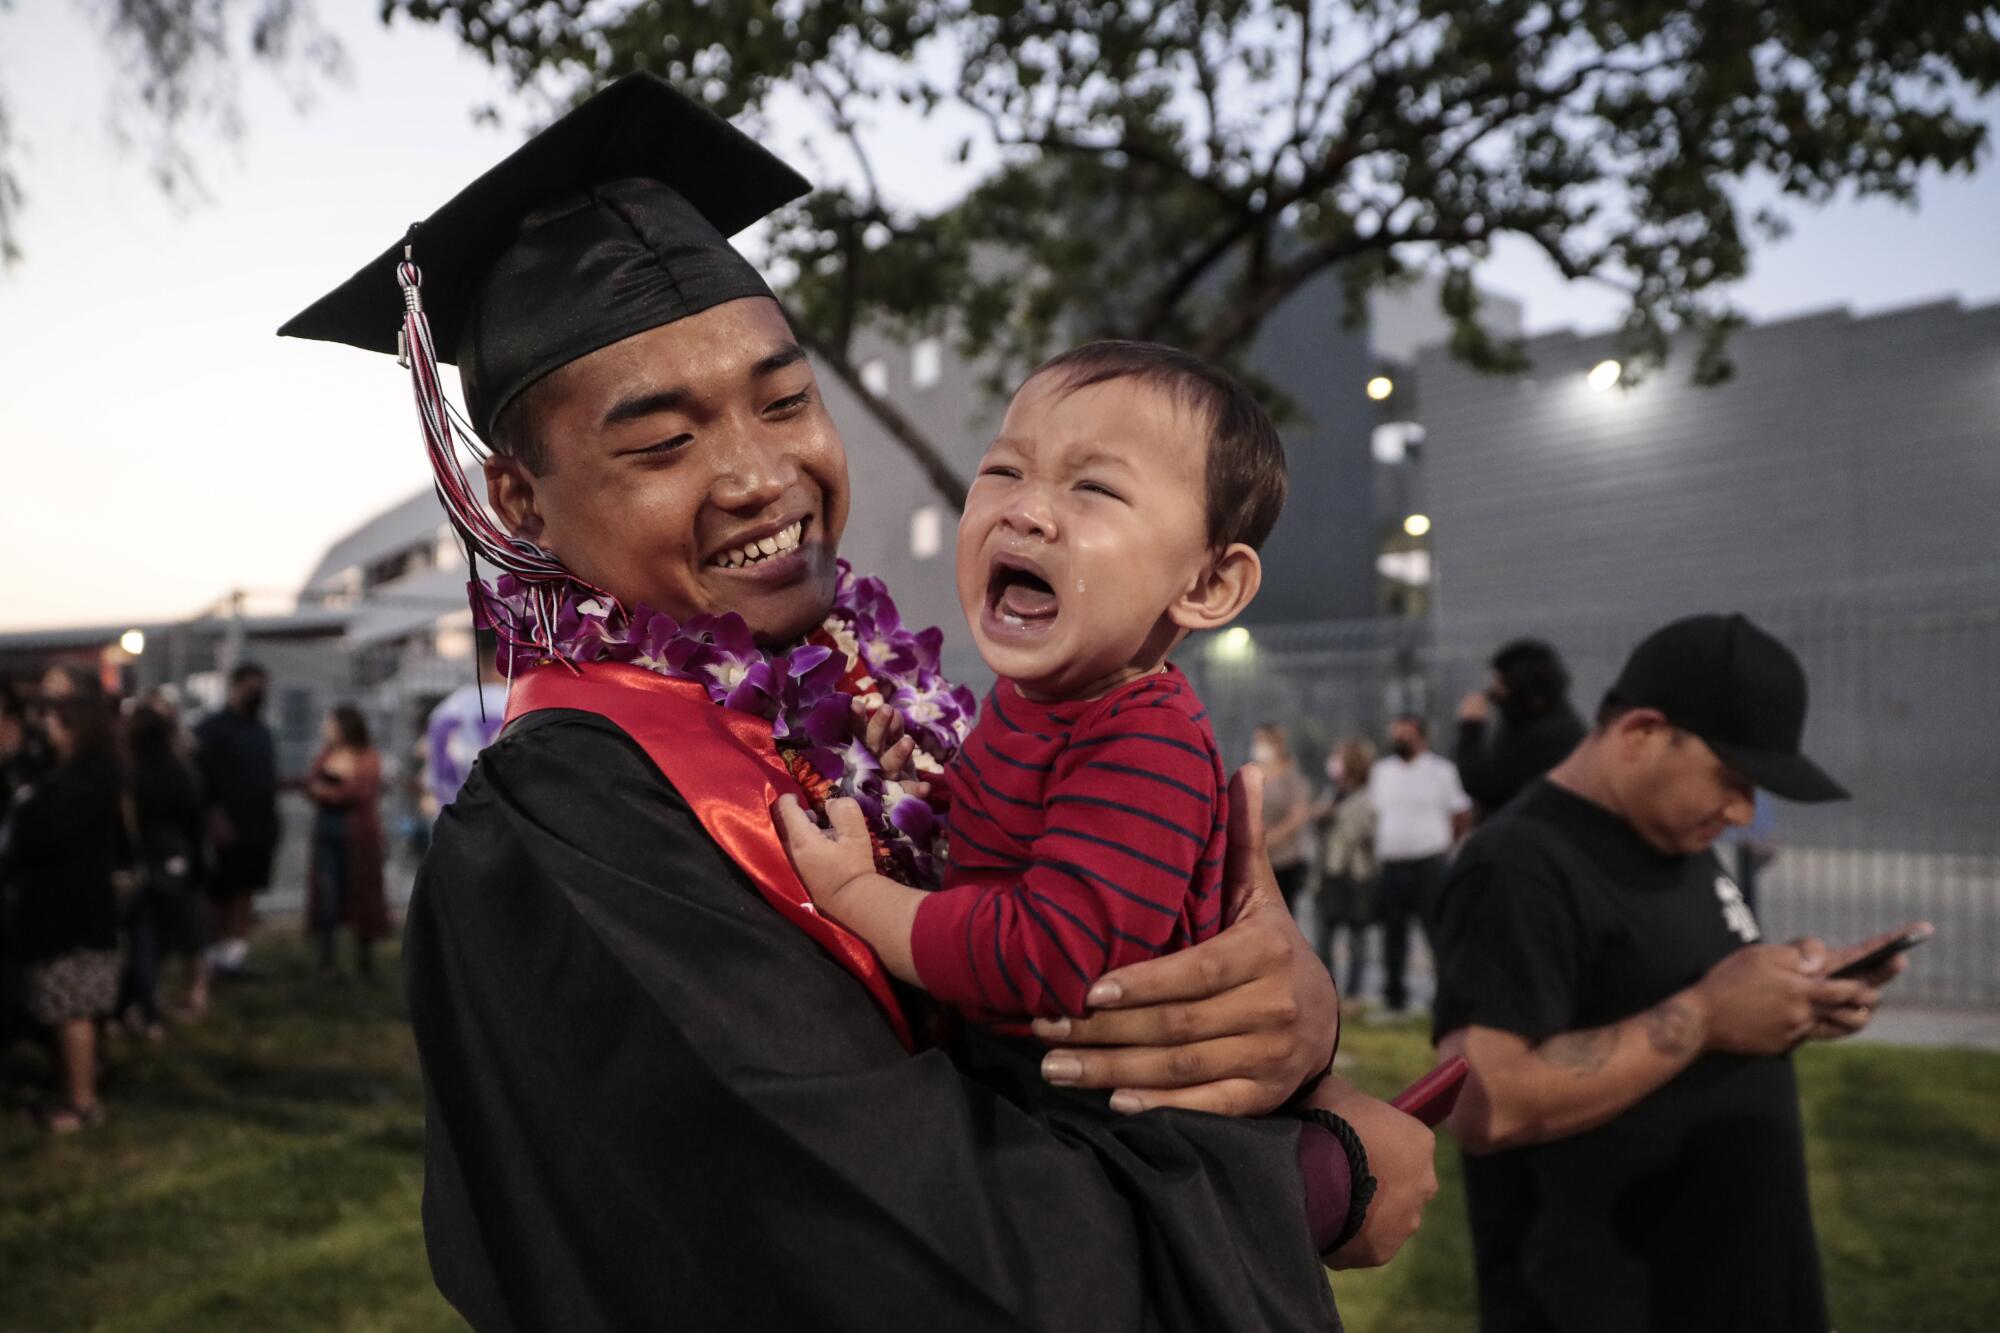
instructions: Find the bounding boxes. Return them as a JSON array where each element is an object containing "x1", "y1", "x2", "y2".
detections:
[{"x1": 714, "y1": 520, "x2": 804, "y2": 568}]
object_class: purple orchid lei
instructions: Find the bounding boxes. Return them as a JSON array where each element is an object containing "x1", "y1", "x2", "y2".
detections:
[{"x1": 471, "y1": 561, "x2": 975, "y2": 887}]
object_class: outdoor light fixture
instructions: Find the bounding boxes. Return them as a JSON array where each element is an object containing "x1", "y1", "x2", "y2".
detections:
[
  {"x1": 1588, "y1": 359, "x2": 1623, "y2": 392},
  {"x1": 1403, "y1": 513, "x2": 1432, "y2": 538},
  {"x1": 1209, "y1": 626, "x2": 1255, "y2": 663},
  {"x1": 1366, "y1": 375, "x2": 1395, "y2": 401},
  {"x1": 119, "y1": 629, "x2": 146, "y2": 655}
]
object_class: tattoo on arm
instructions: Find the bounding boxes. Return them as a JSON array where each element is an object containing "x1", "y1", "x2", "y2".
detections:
[
  {"x1": 1538, "y1": 1024, "x2": 1620, "y2": 1075},
  {"x1": 1645, "y1": 997, "x2": 1701, "y2": 1056},
  {"x1": 1535, "y1": 998, "x2": 1702, "y2": 1080}
]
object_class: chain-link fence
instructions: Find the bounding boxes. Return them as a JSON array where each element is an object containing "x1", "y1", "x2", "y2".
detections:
[{"x1": 1180, "y1": 575, "x2": 2000, "y2": 1008}]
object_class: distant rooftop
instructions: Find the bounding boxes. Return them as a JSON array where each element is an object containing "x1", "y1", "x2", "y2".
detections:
[{"x1": 301, "y1": 486, "x2": 452, "y2": 596}]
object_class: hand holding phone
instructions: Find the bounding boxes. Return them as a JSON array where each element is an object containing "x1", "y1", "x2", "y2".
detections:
[
  {"x1": 1826, "y1": 922, "x2": 1933, "y2": 980},
  {"x1": 1390, "y1": 1057, "x2": 1470, "y2": 1127}
]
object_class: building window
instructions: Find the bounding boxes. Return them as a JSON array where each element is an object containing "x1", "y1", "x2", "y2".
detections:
[
  {"x1": 318, "y1": 567, "x2": 363, "y2": 609},
  {"x1": 911, "y1": 338, "x2": 942, "y2": 390},
  {"x1": 860, "y1": 358, "x2": 890, "y2": 397},
  {"x1": 364, "y1": 548, "x2": 414, "y2": 589},
  {"x1": 910, "y1": 504, "x2": 945, "y2": 560}
]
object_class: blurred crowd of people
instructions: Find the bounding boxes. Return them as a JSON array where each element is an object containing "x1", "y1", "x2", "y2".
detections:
[
  {"x1": 1254, "y1": 637, "x2": 1588, "y2": 1016},
  {"x1": 0, "y1": 662, "x2": 390, "y2": 1134}
]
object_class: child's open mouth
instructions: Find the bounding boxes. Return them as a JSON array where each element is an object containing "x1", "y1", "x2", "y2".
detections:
[{"x1": 986, "y1": 554, "x2": 1061, "y2": 634}]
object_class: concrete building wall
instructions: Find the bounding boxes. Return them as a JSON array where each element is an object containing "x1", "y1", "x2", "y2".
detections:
[
  {"x1": 1418, "y1": 299, "x2": 2000, "y2": 616},
  {"x1": 1240, "y1": 270, "x2": 1383, "y2": 625}
]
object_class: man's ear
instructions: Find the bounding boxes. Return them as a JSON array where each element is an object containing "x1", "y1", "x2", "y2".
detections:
[
  {"x1": 485, "y1": 456, "x2": 545, "y2": 545},
  {"x1": 1170, "y1": 543, "x2": 1262, "y2": 633},
  {"x1": 1612, "y1": 707, "x2": 1672, "y2": 757}
]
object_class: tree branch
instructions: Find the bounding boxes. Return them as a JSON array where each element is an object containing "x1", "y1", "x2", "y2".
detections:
[
  {"x1": 988, "y1": 122, "x2": 1245, "y2": 210},
  {"x1": 1135, "y1": 207, "x2": 1268, "y2": 333},
  {"x1": 960, "y1": 69, "x2": 1244, "y2": 211},
  {"x1": 1188, "y1": 1, "x2": 1228, "y2": 175},
  {"x1": 1299, "y1": 10, "x2": 1429, "y2": 150},
  {"x1": 781, "y1": 301, "x2": 969, "y2": 510},
  {"x1": 804, "y1": 53, "x2": 886, "y2": 212},
  {"x1": 1288, "y1": 1, "x2": 1313, "y2": 151},
  {"x1": 799, "y1": 53, "x2": 891, "y2": 365},
  {"x1": 1191, "y1": 218, "x2": 1494, "y2": 361}
]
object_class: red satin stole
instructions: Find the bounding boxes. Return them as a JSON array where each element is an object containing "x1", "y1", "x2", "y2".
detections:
[{"x1": 504, "y1": 661, "x2": 915, "y2": 1050}]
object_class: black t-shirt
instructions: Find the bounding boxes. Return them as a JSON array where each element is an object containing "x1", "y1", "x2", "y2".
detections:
[
  {"x1": 1432, "y1": 780, "x2": 1827, "y2": 1333},
  {"x1": 194, "y1": 709, "x2": 278, "y2": 846},
  {"x1": 1454, "y1": 706, "x2": 1587, "y2": 823}
]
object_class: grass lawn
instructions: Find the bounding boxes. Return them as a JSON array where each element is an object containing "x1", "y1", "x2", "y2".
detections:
[
  {"x1": 0, "y1": 931, "x2": 458, "y2": 1332},
  {"x1": 1328, "y1": 1015, "x2": 2000, "y2": 1332},
  {"x1": 3, "y1": 928, "x2": 1995, "y2": 1331}
]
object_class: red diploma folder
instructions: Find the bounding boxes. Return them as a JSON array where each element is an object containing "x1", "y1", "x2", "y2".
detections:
[{"x1": 1389, "y1": 1056, "x2": 1469, "y2": 1127}]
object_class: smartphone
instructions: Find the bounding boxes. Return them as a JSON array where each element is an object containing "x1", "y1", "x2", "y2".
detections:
[
  {"x1": 1828, "y1": 924, "x2": 1934, "y2": 980},
  {"x1": 1390, "y1": 1056, "x2": 1470, "y2": 1127}
]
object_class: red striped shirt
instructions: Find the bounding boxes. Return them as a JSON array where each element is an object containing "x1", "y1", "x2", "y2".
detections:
[{"x1": 910, "y1": 665, "x2": 1227, "y2": 1026}]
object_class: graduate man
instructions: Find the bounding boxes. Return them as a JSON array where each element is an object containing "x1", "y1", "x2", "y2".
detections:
[{"x1": 283, "y1": 75, "x2": 1436, "y2": 1330}]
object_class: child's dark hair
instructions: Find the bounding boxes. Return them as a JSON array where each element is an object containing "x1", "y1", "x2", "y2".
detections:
[{"x1": 1031, "y1": 340, "x2": 1288, "y2": 551}]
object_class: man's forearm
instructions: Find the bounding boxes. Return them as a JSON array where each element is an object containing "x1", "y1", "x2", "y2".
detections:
[{"x1": 1444, "y1": 990, "x2": 1709, "y2": 1153}]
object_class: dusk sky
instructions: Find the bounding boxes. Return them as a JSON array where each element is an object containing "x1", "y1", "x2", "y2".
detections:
[{"x1": 3, "y1": 7, "x2": 1997, "y2": 632}]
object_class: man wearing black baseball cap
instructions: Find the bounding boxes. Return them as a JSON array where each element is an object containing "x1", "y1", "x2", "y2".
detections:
[
  {"x1": 1429, "y1": 613, "x2": 1916, "y2": 1332},
  {"x1": 1605, "y1": 612, "x2": 1849, "y2": 806}
]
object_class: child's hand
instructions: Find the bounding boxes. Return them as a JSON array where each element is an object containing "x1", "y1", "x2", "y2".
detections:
[
  {"x1": 852, "y1": 696, "x2": 920, "y2": 780},
  {"x1": 774, "y1": 793, "x2": 926, "y2": 986},
  {"x1": 774, "y1": 794, "x2": 878, "y2": 907}
]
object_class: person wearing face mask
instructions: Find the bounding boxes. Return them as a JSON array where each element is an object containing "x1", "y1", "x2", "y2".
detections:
[
  {"x1": 193, "y1": 663, "x2": 279, "y2": 980},
  {"x1": 1365, "y1": 714, "x2": 1472, "y2": 1014}
]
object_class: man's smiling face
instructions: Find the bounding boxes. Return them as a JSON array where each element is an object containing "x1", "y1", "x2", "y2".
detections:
[{"x1": 484, "y1": 296, "x2": 850, "y2": 645}]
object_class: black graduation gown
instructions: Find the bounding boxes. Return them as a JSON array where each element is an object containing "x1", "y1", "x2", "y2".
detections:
[{"x1": 405, "y1": 708, "x2": 1342, "y2": 1331}]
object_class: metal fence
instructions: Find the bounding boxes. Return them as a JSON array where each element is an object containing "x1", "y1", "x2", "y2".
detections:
[{"x1": 1178, "y1": 577, "x2": 2000, "y2": 1009}]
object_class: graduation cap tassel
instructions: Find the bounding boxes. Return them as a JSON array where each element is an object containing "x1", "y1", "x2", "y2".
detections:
[{"x1": 395, "y1": 254, "x2": 617, "y2": 666}]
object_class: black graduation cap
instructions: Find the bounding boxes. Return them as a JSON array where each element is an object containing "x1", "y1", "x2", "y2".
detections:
[{"x1": 278, "y1": 73, "x2": 811, "y2": 440}]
